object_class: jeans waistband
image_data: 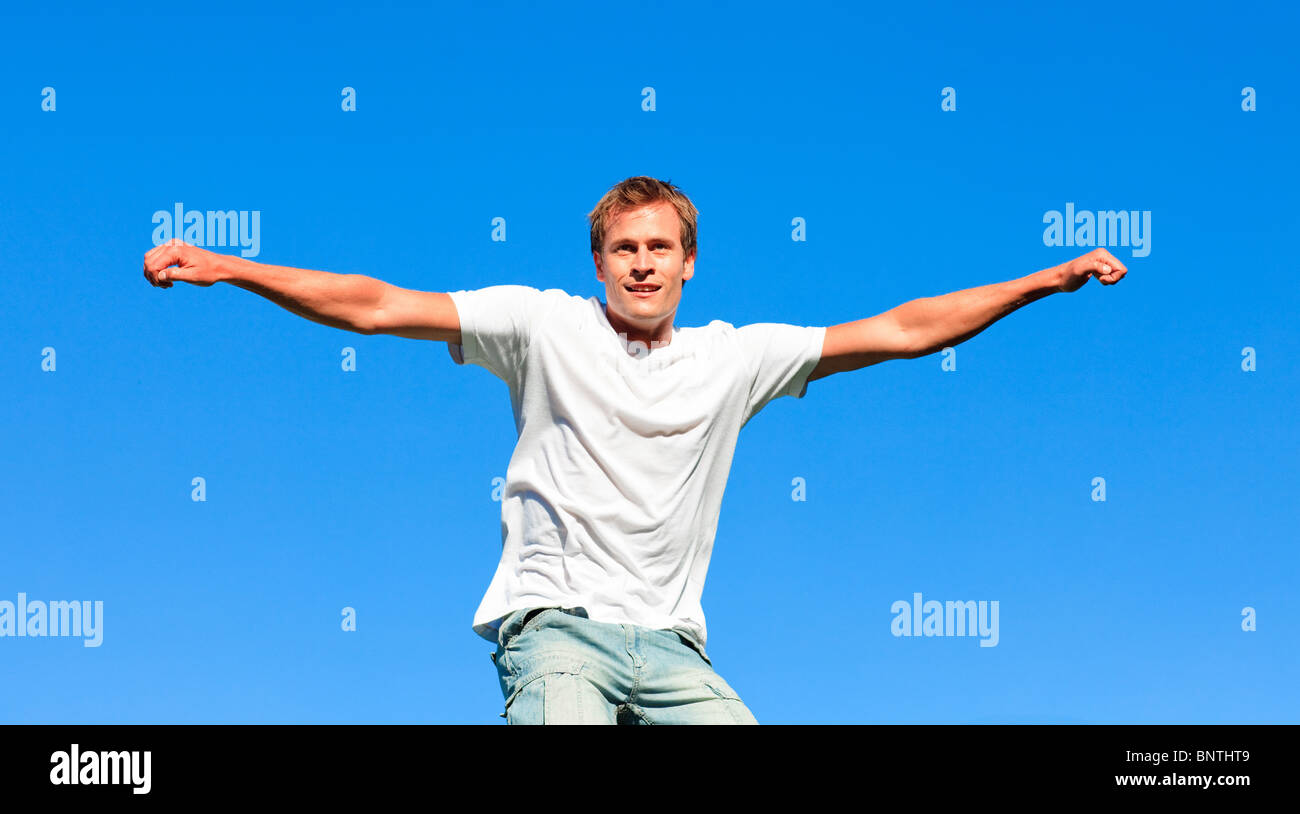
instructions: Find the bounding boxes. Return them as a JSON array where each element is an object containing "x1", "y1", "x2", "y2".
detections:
[{"x1": 498, "y1": 605, "x2": 712, "y2": 666}]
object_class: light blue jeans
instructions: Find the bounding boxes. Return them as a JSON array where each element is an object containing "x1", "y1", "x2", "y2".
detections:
[{"x1": 490, "y1": 606, "x2": 759, "y2": 724}]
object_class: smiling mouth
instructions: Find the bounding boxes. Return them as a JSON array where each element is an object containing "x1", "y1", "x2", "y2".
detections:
[{"x1": 625, "y1": 284, "x2": 662, "y2": 296}]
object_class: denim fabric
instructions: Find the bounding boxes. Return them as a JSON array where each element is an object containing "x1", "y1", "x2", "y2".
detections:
[{"x1": 489, "y1": 606, "x2": 759, "y2": 725}]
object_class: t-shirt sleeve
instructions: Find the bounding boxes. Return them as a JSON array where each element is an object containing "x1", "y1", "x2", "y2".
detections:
[
  {"x1": 736, "y1": 322, "x2": 827, "y2": 425},
  {"x1": 445, "y1": 285, "x2": 546, "y2": 389}
]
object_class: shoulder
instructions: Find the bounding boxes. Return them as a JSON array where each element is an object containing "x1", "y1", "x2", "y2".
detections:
[
  {"x1": 682, "y1": 318, "x2": 745, "y2": 358},
  {"x1": 537, "y1": 286, "x2": 584, "y2": 308},
  {"x1": 695, "y1": 318, "x2": 814, "y2": 337},
  {"x1": 700, "y1": 319, "x2": 796, "y2": 346},
  {"x1": 450, "y1": 284, "x2": 579, "y2": 313},
  {"x1": 692, "y1": 318, "x2": 740, "y2": 338},
  {"x1": 452, "y1": 283, "x2": 564, "y2": 301}
]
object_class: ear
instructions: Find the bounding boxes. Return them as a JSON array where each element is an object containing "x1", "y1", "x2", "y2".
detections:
[
  {"x1": 594, "y1": 251, "x2": 605, "y2": 282},
  {"x1": 683, "y1": 248, "x2": 695, "y2": 282}
]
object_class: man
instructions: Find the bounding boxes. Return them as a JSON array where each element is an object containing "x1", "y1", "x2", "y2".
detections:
[{"x1": 142, "y1": 176, "x2": 1127, "y2": 724}]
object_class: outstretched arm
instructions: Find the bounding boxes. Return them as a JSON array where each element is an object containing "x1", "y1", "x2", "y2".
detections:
[
  {"x1": 142, "y1": 239, "x2": 462, "y2": 343},
  {"x1": 807, "y1": 248, "x2": 1128, "y2": 382}
]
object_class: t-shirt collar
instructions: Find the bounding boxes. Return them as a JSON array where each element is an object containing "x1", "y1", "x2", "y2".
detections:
[{"x1": 591, "y1": 297, "x2": 684, "y2": 361}]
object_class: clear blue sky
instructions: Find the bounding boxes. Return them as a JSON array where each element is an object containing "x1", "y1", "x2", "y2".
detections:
[{"x1": 2, "y1": 0, "x2": 1296, "y2": 723}]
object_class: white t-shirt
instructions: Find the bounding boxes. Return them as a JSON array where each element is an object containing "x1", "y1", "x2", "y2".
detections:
[{"x1": 447, "y1": 284, "x2": 826, "y2": 650}]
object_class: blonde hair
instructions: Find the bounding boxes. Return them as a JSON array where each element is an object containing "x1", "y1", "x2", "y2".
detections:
[{"x1": 587, "y1": 176, "x2": 699, "y2": 259}]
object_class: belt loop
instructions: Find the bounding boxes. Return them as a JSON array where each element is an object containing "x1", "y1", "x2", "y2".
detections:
[{"x1": 499, "y1": 606, "x2": 561, "y2": 652}]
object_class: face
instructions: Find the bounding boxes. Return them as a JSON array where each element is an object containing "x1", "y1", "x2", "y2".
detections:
[{"x1": 594, "y1": 201, "x2": 695, "y2": 342}]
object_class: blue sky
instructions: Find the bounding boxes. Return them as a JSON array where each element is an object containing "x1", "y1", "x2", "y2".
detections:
[{"x1": 1, "y1": 0, "x2": 1296, "y2": 723}]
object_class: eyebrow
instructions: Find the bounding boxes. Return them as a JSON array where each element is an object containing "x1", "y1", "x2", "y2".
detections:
[{"x1": 611, "y1": 237, "x2": 676, "y2": 246}]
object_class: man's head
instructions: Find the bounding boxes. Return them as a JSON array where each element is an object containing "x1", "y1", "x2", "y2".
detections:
[{"x1": 588, "y1": 176, "x2": 698, "y2": 345}]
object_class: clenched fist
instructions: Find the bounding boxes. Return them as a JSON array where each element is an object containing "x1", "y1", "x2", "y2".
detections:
[
  {"x1": 142, "y1": 239, "x2": 223, "y2": 288},
  {"x1": 1057, "y1": 248, "x2": 1128, "y2": 293}
]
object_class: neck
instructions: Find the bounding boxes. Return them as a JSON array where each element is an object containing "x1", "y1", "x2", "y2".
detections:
[{"x1": 603, "y1": 304, "x2": 674, "y2": 351}]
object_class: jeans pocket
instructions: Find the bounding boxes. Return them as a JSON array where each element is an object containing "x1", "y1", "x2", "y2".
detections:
[
  {"x1": 676, "y1": 632, "x2": 714, "y2": 667},
  {"x1": 699, "y1": 673, "x2": 759, "y2": 725},
  {"x1": 502, "y1": 654, "x2": 588, "y2": 719},
  {"x1": 701, "y1": 674, "x2": 741, "y2": 702}
]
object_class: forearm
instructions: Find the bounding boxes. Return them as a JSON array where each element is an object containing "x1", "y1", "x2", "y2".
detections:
[
  {"x1": 216, "y1": 255, "x2": 386, "y2": 334},
  {"x1": 893, "y1": 264, "x2": 1064, "y2": 356}
]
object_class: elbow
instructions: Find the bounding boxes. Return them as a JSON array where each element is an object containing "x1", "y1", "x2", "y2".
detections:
[
  {"x1": 902, "y1": 334, "x2": 942, "y2": 359},
  {"x1": 897, "y1": 324, "x2": 929, "y2": 359},
  {"x1": 354, "y1": 276, "x2": 388, "y2": 336},
  {"x1": 347, "y1": 304, "x2": 379, "y2": 335}
]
